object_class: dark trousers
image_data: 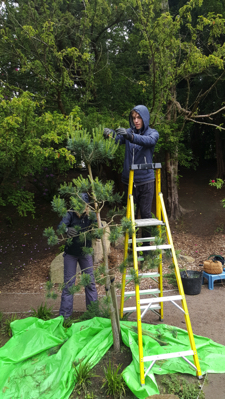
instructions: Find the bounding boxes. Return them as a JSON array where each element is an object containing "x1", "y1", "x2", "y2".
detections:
[
  {"x1": 125, "y1": 181, "x2": 154, "y2": 238},
  {"x1": 59, "y1": 253, "x2": 98, "y2": 318}
]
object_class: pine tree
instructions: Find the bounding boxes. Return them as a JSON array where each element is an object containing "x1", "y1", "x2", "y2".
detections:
[{"x1": 44, "y1": 121, "x2": 125, "y2": 351}]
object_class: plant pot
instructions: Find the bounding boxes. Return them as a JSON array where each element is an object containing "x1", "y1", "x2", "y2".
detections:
[{"x1": 180, "y1": 270, "x2": 202, "y2": 295}]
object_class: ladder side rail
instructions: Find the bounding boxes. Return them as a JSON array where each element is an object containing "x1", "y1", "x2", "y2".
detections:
[
  {"x1": 159, "y1": 192, "x2": 202, "y2": 378},
  {"x1": 120, "y1": 170, "x2": 134, "y2": 319},
  {"x1": 155, "y1": 168, "x2": 163, "y2": 320},
  {"x1": 130, "y1": 194, "x2": 145, "y2": 386}
]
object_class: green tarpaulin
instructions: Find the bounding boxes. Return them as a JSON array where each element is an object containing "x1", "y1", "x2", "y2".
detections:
[{"x1": 1, "y1": 316, "x2": 225, "y2": 398}]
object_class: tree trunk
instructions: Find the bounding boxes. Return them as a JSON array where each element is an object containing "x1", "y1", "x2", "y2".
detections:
[
  {"x1": 101, "y1": 229, "x2": 121, "y2": 352},
  {"x1": 165, "y1": 87, "x2": 182, "y2": 220},
  {"x1": 165, "y1": 150, "x2": 182, "y2": 220},
  {"x1": 161, "y1": 0, "x2": 169, "y2": 12},
  {"x1": 215, "y1": 131, "x2": 225, "y2": 179}
]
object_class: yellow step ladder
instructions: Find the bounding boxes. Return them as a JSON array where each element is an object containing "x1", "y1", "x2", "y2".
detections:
[{"x1": 120, "y1": 163, "x2": 202, "y2": 386}]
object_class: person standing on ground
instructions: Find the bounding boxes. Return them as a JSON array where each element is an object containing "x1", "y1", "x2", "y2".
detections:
[
  {"x1": 103, "y1": 105, "x2": 159, "y2": 241},
  {"x1": 58, "y1": 193, "x2": 98, "y2": 319}
]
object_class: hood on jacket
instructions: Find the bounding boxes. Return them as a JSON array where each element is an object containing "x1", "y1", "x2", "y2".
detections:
[
  {"x1": 81, "y1": 192, "x2": 89, "y2": 203},
  {"x1": 129, "y1": 105, "x2": 150, "y2": 134},
  {"x1": 73, "y1": 192, "x2": 89, "y2": 217}
]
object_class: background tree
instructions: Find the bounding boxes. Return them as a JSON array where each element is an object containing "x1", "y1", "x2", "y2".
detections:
[
  {"x1": 126, "y1": 0, "x2": 225, "y2": 218},
  {"x1": 0, "y1": 0, "x2": 131, "y2": 114},
  {"x1": 0, "y1": 92, "x2": 78, "y2": 215}
]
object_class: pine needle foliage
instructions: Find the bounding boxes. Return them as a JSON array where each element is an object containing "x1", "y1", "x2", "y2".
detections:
[
  {"x1": 109, "y1": 226, "x2": 123, "y2": 245},
  {"x1": 94, "y1": 263, "x2": 106, "y2": 286},
  {"x1": 68, "y1": 284, "x2": 82, "y2": 295},
  {"x1": 63, "y1": 317, "x2": 79, "y2": 329},
  {"x1": 142, "y1": 254, "x2": 161, "y2": 271},
  {"x1": 67, "y1": 124, "x2": 119, "y2": 166},
  {"x1": 80, "y1": 272, "x2": 91, "y2": 287},
  {"x1": 57, "y1": 223, "x2": 67, "y2": 235},
  {"x1": 123, "y1": 324, "x2": 168, "y2": 346},
  {"x1": 107, "y1": 206, "x2": 125, "y2": 219},
  {"x1": 51, "y1": 196, "x2": 67, "y2": 217},
  {"x1": 43, "y1": 227, "x2": 59, "y2": 246}
]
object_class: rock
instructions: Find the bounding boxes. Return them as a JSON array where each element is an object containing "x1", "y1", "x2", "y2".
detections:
[
  {"x1": 50, "y1": 252, "x2": 64, "y2": 284},
  {"x1": 50, "y1": 253, "x2": 81, "y2": 284},
  {"x1": 50, "y1": 221, "x2": 111, "y2": 283},
  {"x1": 114, "y1": 235, "x2": 124, "y2": 250},
  {"x1": 92, "y1": 221, "x2": 111, "y2": 264},
  {"x1": 146, "y1": 395, "x2": 179, "y2": 399},
  {"x1": 179, "y1": 254, "x2": 195, "y2": 263}
]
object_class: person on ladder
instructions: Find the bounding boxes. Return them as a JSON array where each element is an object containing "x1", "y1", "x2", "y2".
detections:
[{"x1": 103, "y1": 105, "x2": 159, "y2": 250}]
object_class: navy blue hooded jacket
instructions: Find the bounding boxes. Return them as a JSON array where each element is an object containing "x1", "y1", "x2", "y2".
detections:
[
  {"x1": 58, "y1": 193, "x2": 95, "y2": 257},
  {"x1": 115, "y1": 105, "x2": 159, "y2": 185}
]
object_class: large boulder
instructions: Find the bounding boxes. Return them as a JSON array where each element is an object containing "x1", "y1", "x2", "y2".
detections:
[
  {"x1": 50, "y1": 252, "x2": 65, "y2": 284},
  {"x1": 50, "y1": 222, "x2": 111, "y2": 283},
  {"x1": 92, "y1": 221, "x2": 111, "y2": 264}
]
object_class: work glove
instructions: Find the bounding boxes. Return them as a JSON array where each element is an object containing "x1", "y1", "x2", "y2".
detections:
[
  {"x1": 103, "y1": 128, "x2": 111, "y2": 139},
  {"x1": 115, "y1": 127, "x2": 133, "y2": 142},
  {"x1": 66, "y1": 227, "x2": 77, "y2": 238}
]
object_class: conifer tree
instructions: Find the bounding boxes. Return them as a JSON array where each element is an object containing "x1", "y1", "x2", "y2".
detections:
[{"x1": 44, "y1": 122, "x2": 125, "y2": 351}]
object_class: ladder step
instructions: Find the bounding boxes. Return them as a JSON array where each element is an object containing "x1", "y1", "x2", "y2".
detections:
[
  {"x1": 136, "y1": 244, "x2": 171, "y2": 251},
  {"x1": 135, "y1": 218, "x2": 164, "y2": 227},
  {"x1": 128, "y1": 237, "x2": 156, "y2": 243},
  {"x1": 124, "y1": 288, "x2": 160, "y2": 297},
  {"x1": 126, "y1": 272, "x2": 160, "y2": 279},
  {"x1": 139, "y1": 295, "x2": 182, "y2": 305},
  {"x1": 124, "y1": 304, "x2": 160, "y2": 312},
  {"x1": 143, "y1": 350, "x2": 194, "y2": 362}
]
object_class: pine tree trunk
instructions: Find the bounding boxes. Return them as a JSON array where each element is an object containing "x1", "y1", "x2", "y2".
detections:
[{"x1": 101, "y1": 230, "x2": 120, "y2": 352}]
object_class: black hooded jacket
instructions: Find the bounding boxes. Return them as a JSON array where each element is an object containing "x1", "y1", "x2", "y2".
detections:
[
  {"x1": 58, "y1": 193, "x2": 95, "y2": 257},
  {"x1": 115, "y1": 105, "x2": 159, "y2": 185}
]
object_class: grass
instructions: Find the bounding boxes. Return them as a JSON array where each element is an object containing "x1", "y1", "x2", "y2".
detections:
[
  {"x1": 1, "y1": 314, "x2": 18, "y2": 337},
  {"x1": 101, "y1": 360, "x2": 127, "y2": 398},
  {"x1": 160, "y1": 374, "x2": 205, "y2": 399},
  {"x1": 31, "y1": 302, "x2": 53, "y2": 320},
  {"x1": 72, "y1": 358, "x2": 97, "y2": 397}
]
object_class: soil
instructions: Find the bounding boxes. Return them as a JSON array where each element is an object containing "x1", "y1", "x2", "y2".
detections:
[{"x1": 1, "y1": 160, "x2": 225, "y2": 398}]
